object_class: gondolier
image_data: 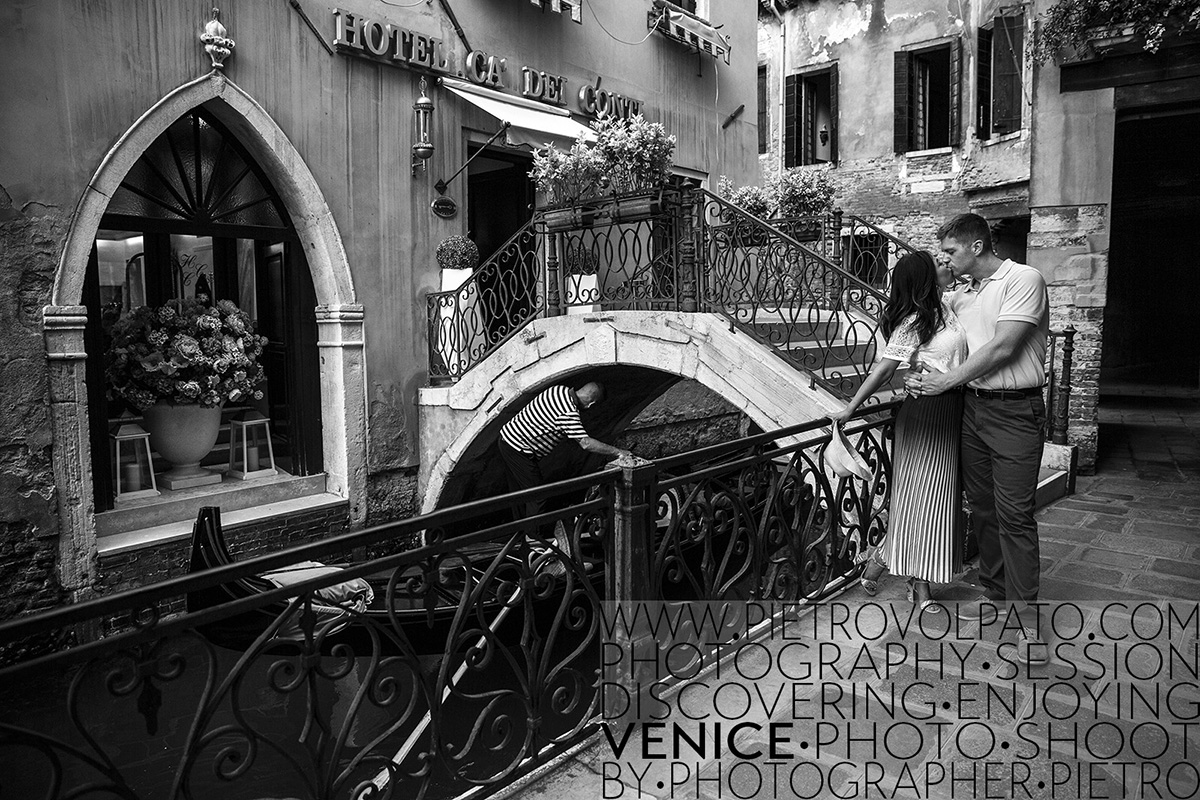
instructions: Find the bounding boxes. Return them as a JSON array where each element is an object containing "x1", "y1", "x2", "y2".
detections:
[{"x1": 499, "y1": 382, "x2": 632, "y2": 514}]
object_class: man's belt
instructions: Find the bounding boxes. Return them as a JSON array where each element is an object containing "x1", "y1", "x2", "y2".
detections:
[{"x1": 965, "y1": 386, "x2": 1044, "y2": 400}]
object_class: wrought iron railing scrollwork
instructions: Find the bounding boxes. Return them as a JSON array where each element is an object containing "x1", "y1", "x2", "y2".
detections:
[
  {"x1": 641, "y1": 404, "x2": 898, "y2": 603},
  {"x1": 427, "y1": 217, "x2": 547, "y2": 383},
  {"x1": 695, "y1": 190, "x2": 891, "y2": 401},
  {"x1": 0, "y1": 401, "x2": 900, "y2": 799}
]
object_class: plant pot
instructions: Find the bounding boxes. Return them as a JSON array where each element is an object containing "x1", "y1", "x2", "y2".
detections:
[
  {"x1": 773, "y1": 217, "x2": 824, "y2": 242},
  {"x1": 599, "y1": 190, "x2": 663, "y2": 224},
  {"x1": 544, "y1": 204, "x2": 598, "y2": 232},
  {"x1": 142, "y1": 402, "x2": 223, "y2": 490}
]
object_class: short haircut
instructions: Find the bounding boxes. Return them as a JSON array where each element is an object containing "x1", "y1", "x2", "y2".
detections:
[
  {"x1": 580, "y1": 381, "x2": 605, "y2": 403},
  {"x1": 936, "y1": 213, "x2": 993, "y2": 252}
]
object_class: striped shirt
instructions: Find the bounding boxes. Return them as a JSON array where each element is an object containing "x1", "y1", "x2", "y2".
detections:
[{"x1": 500, "y1": 386, "x2": 589, "y2": 458}]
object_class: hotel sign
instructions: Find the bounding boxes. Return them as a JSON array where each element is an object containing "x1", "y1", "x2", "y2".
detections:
[{"x1": 331, "y1": 8, "x2": 643, "y2": 119}]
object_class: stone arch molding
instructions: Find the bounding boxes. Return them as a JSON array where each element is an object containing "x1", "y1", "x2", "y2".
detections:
[
  {"x1": 45, "y1": 72, "x2": 366, "y2": 597},
  {"x1": 417, "y1": 311, "x2": 844, "y2": 513}
]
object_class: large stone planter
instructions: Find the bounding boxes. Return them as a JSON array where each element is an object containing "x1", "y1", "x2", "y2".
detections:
[{"x1": 142, "y1": 402, "x2": 223, "y2": 489}]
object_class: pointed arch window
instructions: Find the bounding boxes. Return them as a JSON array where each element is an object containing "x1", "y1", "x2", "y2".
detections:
[{"x1": 104, "y1": 109, "x2": 293, "y2": 238}]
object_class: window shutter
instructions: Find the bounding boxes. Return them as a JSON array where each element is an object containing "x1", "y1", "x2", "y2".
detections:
[
  {"x1": 894, "y1": 51, "x2": 911, "y2": 153},
  {"x1": 802, "y1": 78, "x2": 814, "y2": 165},
  {"x1": 758, "y1": 65, "x2": 769, "y2": 154},
  {"x1": 828, "y1": 63, "x2": 839, "y2": 164},
  {"x1": 784, "y1": 73, "x2": 799, "y2": 168},
  {"x1": 949, "y1": 37, "x2": 963, "y2": 146},
  {"x1": 977, "y1": 27, "x2": 992, "y2": 138},
  {"x1": 993, "y1": 14, "x2": 1023, "y2": 134}
]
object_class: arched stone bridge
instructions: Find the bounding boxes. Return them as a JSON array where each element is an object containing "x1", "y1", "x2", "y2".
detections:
[{"x1": 417, "y1": 311, "x2": 848, "y2": 512}]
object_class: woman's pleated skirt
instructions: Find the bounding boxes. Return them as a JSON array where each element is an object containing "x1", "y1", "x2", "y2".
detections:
[{"x1": 884, "y1": 391, "x2": 965, "y2": 583}]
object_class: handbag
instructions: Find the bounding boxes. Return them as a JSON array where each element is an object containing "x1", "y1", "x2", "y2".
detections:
[{"x1": 826, "y1": 421, "x2": 872, "y2": 480}]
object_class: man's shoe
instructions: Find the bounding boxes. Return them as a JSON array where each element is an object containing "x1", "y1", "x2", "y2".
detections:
[
  {"x1": 1015, "y1": 626, "x2": 1050, "y2": 666},
  {"x1": 956, "y1": 594, "x2": 1000, "y2": 624}
]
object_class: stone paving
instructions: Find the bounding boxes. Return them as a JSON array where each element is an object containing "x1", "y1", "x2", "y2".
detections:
[{"x1": 506, "y1": 398, "x2": 1200, "y2": 800}]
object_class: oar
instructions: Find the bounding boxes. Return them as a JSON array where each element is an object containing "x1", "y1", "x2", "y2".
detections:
[{"x1": 361, "y1": 576, "x2": 527, "y2": 795}]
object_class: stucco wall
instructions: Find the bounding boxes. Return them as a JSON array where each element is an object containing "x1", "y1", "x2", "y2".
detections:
[{"x1": 757, "y1": 0, "x2": 1032, "y2": 250}]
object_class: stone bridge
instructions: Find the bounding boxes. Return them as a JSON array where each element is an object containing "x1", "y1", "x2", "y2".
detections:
[{"x1": 417, "y1": 311, "x2": 848, "y2": 512}]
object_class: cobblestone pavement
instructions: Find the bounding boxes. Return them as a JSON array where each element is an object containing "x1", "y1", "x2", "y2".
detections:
[{"x1": 508, "y1": 398, "x2": 1200, "y2": 800}]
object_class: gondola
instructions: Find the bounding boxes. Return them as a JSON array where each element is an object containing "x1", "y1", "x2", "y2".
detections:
[{"x1": 185, "y1": 506, "x2": 606, "y2": 658}]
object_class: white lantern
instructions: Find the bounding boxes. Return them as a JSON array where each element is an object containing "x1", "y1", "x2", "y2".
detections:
[
  {"x1": 111, "y1": 420, "x2": 160, "y2": 501},
  {"x1": 228, "y1": 410, "x2": 277, "y2": 480}
]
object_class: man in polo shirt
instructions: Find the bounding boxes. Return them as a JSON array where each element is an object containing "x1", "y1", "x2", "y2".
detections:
[
  {"x1": 499, "y1": 381, "x2": 632, "y2": 514},
  {"x1": 905, "y1": 213, "x2": 1050, "y2": 665}
]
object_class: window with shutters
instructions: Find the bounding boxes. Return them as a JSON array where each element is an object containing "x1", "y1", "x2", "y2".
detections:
[
  {"x1": 784, "y1": 64, "x2": 838, "y2": 167},
  {"x1": 758, "y1": 65, "x2": 769, "y2": 154},
  {"x1": 977, "y1": 13, "x2": 1025, "y2": 138},
  {"x1": 894, "y1": 41, "x2": 962, "y2": 153}
]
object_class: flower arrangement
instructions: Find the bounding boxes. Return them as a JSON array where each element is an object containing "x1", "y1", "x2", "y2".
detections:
[
  {"x1": 530, "y1": 114, "x2": 677, "y2": 207},
  {"x1": 592, "y1": 115, "x2": 676, "y2": 195},
  {"x1": 435, "y1": 235, "x2": 480, "y2": 271},
  {"x1": 530, "y1": 140, "x2": 607, "y2": 207},
  {"x1": 1034, "y1": 0, "x2": 1200, "y2": 62},
  {"x1": 718, "y1": 175, "x2": 774, "y2": 219},
  {"x1": 770, "y1": 168, "x2": 835, "y2": 218},
  {"x1": 106, "y1": 298, "x2": 267, "y2": 410}
]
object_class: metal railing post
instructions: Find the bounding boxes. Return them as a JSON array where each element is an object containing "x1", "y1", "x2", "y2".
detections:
[
  {"x1": 679, "y1": 185, "x2": 698, "y2": 312},
  {"x1": 546, "y1": 230, "x2": 563, "y2": 317},
  {"x1": 1053, "y1": 326, "x2": 1075, "y2": 445},
  {"x1": 830, "y1": 208, "x2": 843, "y2": 269},
  {"x1": 605, "y1": 461, "x2": 657, "y2": 719}
]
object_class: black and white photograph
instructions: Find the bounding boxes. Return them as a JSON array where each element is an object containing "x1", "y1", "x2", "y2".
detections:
[{"x1": 0, "y1": 1, "x2": 1197, "y2": 798}]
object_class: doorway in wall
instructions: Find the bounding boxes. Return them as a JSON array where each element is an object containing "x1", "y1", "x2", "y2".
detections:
[
  {"x1": 1102, "y1": 107, "x2": 1200, "y2": 396},
  {"x1": 467, "y1": 145, "x2": 535, "y2": 341}
]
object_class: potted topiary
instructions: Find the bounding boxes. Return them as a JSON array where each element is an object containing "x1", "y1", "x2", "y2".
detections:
[
  {"x1": 436, "y1": 234, "x2": 480, "y2": 292},
  {"x1": 770, "y1": 168, "x2": 835, "y2": 241},
  {"x1": 106, "y1": 298, "x2": 267, "y2": 489}
]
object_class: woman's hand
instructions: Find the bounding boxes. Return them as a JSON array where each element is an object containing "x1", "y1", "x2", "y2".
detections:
[{"x1": 829, "y1": 406, "x2": 855, "y2": 425}]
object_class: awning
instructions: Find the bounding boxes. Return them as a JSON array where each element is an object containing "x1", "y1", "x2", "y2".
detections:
[
  {"x1": 440, "y1": 77, "x2": 596, "y2": 150},
  {"x1": 652, "y1": 7, "x2": 731, "y2": 64}
]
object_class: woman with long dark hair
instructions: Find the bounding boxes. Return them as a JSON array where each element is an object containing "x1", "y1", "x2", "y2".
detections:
[{"x1": 832, "y1": 251, "x2": 967, "y2": 611}]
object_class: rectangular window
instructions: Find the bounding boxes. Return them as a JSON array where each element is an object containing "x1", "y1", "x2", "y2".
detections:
[
  {"x1": 784, "y1": 65, "x2": 839, "y2": 166},
  {"x1": 991, "y1": 14, "x2": 1024, "y2": 135},
  {"x1": 894, "y1": 41, "x2": 961, "y2": 153},
  {"x1": 757, "y1": 65, "x2": 769, "y2": 154}
]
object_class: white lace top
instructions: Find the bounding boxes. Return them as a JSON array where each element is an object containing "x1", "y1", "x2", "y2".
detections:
[{"x1": 881, "y1": 301, "x2": 968, "y2": 374}]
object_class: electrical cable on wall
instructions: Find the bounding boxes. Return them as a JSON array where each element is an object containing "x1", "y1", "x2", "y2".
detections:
[{"x1": 586, "y1": 0, "x2": 664, "y2": 46}]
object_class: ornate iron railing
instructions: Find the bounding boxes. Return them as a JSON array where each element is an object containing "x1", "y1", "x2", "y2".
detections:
[
  {"x1": 0, "y1": 403, "x2": 898, "y2": 800},
  {"x1": 695, "y1": 190, "x2": 891, "y2": 399},
  {"x1": 427, "y1": 217, "x2": 546, "y2": 384}
]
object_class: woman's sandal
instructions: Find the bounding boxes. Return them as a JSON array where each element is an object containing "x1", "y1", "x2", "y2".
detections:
[
  {"x1": 907, "y1": 578, "x2": 944, "y2": 614},
  {"x1": 859, "y1": 548, "x2": 887, "y2": 596}
]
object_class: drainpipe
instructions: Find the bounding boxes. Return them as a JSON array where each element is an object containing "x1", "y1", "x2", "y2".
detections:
[{"x1": 769, "y1": 0, "x2": 786, "y2": 174}]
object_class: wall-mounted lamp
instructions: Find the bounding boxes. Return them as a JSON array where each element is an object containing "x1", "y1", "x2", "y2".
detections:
[
  {"x1": 412, "y1": 77, "x2": 434, "y2": 175},
  {"x1": 819, "y1": 125, "x2": 829, "y2": 146}
]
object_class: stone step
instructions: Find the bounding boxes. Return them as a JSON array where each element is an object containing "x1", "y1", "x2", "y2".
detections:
[
  {"x1": 724, "y1": 306, "x2": 842, "y2": 344},
  {"x1": 1036, "y1": 467, "x2": 1070, "y2": 509}
]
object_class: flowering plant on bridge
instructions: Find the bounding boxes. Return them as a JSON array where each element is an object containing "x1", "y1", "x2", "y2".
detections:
[
  {"x1": 717, "y1": 176, "x2": 773, "y2": 220},
  {"x1": 531, "y1": 140, "x2": 606, "y2": 207},
  {"x1": 106, "y1": 298, "x2": 267, "y2": 410},
  {"x1": 592, "y1": 115, "x2": 676, "y2": 195},
  {"x1": 771, "y1": 168, "x2": 835, "y2": 219}
]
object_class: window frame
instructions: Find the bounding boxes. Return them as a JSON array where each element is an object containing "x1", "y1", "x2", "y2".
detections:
[
  {"x1": 894, "y1": 37, "x2": 963, "y2": 154},
  {"x1": 784, "y1": 62, "x2": 839, "y2": 167},
  {"x1": 757, "y1": 64, "x2": 769, "y2": 155}
]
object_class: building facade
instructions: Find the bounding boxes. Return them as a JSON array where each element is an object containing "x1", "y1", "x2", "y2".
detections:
[
  {"x1": 0, "y1": 0, "x2": 759, "y2": 616},
  {"x1": 757, "y1": 0, "x2": 1199, "y2": 470}
]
